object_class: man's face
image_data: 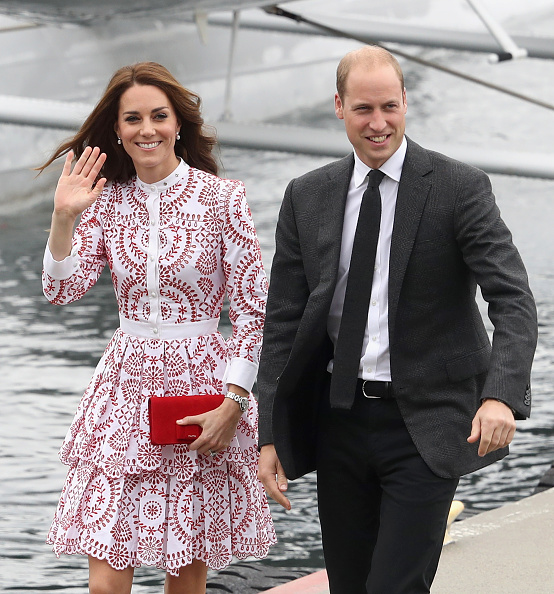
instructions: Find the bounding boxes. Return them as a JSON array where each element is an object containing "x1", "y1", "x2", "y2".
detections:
[{"x1": 335, "y1": 63, "x2": 407, "y2": 169}]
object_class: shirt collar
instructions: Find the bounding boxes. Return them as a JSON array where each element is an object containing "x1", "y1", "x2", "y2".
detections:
[
  {"x1": 352, "y1": 136, "x2": 407, "y2": 188},
  {"x1": 136, "y1": 158, "x2": 189, "y2": 192}
]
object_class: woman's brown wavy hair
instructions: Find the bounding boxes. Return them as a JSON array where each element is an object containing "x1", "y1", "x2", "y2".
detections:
[{"x1": 37, "y1": 62, "x2": 218, "y2": 181}]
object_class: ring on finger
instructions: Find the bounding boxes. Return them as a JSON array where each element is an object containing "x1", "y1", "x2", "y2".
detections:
[{"x1": 209, "y1": 449, "x2": 217, "y2": 457}]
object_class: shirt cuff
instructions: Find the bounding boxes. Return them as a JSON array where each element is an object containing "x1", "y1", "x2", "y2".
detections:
[
  {"x1": 223, "y1": 357, "x2": 259, "y2": 393},
  {"x1": 43, "y1": 244, "x2": 80, "y2": 280}
]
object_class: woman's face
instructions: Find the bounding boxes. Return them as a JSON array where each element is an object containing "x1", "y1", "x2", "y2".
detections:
[{"x1": 115, "y1": 84, "x2": 181, "y2": 183}]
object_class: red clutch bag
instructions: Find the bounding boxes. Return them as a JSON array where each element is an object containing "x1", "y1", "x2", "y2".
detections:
[{"x1": 148, "y1": 394, "x2": 225, "y2": 445}]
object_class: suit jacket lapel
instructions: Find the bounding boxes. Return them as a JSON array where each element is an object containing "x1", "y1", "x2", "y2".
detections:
[
  {"x1": 317, "y1": 154, "x2": 354, "y2": 289},
  {"x1": 389, "y1": 139, "x2": 433, "y2": 343}
]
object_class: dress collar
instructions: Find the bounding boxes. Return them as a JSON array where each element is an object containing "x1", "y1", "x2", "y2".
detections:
[{"x1": 136, "y1": 159, "x2": 190, "y2": 193}]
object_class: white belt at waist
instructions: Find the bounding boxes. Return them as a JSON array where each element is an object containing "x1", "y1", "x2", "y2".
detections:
[{"x1": 119, "y1": 316, "x2": 220, "y2": 339}]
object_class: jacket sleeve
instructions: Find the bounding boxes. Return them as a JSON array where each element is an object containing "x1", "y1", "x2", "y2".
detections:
[
  {"x1": 454, "y1": 166, "x2": 538, "y2": 418},
  {"x1": 257, "y1": 178, "x2": 311, "y2": 445}
]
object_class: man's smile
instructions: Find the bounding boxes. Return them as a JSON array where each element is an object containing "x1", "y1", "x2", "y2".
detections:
[{"x1": 367, "y1": 135, "x2": 389, "y2": 144}]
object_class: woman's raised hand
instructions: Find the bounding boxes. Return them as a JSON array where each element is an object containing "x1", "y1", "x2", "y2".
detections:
[{"x1": 54, "y1": 147, "x2": 107, "y2": 220}]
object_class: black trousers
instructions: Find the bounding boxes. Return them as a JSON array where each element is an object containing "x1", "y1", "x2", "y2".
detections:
[{"x1": 316, "y1": 379, "x2": 459, "y2": 594}]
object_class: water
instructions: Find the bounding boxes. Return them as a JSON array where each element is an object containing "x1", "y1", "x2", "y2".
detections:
[{"x1": 2, "y1": 6, "x2": 554, "y2": 593}]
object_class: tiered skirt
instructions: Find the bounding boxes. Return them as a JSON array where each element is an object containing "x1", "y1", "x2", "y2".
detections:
[{"x1": 47, "y1": 328, "x2": 276, "y2": 576}]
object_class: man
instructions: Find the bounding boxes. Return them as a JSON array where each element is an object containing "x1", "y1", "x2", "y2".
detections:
[{"x1": 257, "y1": 45, "x2": 537, "y2": 594}]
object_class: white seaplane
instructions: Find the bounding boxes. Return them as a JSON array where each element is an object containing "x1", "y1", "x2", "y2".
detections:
[{"x1": 0, "y1": 0, "x2": 553, "y2": 212}]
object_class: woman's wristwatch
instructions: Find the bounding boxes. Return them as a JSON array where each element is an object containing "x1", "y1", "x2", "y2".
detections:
[{"x1": 225, "y1": 391, "x2": 249, "y2": 412}]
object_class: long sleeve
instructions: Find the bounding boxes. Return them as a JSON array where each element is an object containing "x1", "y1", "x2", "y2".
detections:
[
  {"x1": 42, "y1": 196, "x2": 107, "y2": 305},
  {"x1": 257, "y1": 178, "x2": 311, "y2": 445},
  {"x1": 220, "y1": 179, "x2": 268, "y2": 392},
  {"x1": 453, "y1": 167, "x2": 537, "y2": 416}
]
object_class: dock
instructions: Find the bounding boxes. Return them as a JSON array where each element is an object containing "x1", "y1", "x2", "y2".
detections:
[{"x1": 264, "y1": 487, "x2": 554, "y2": 594}]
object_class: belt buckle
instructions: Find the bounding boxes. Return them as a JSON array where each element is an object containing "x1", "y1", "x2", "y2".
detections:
[{"x1": 362, "y1": 380, "x2": 381, "y2": 399}]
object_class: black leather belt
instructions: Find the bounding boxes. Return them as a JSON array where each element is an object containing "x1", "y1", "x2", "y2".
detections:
[{"x1": 356, "y1": 378, "x2": 393, "y2": 399}]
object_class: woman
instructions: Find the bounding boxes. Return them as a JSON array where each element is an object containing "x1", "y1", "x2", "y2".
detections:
[{"x1": 39, "y1": 62, "x2": 275, "y2": 593}]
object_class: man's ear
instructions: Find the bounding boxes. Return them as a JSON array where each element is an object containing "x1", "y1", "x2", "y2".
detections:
[{"x1": 334, "y1": 93, "x2": 344, "y2": 120}]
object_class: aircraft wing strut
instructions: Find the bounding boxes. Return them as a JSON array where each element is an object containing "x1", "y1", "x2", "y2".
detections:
[
  {"x1": 251, "y1": 6, "x2": 554, "y2": 113},
  {"x1": 1, "y1": 94, "x2": 553, "y2": 180}
]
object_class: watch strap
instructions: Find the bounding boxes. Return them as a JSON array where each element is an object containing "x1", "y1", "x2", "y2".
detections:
[{"x1": 225, "y1": 391, "x2": 249, "y2": 412}]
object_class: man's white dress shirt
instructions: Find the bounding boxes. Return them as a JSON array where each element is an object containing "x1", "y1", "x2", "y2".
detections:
[{"x1": 327, "y1": 137, "x2": 407, "y2": 382}]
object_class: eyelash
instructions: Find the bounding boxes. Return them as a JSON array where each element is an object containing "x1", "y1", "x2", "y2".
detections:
[
  {"x1": 124, "y1": 113, "x2": 169, "y2": 123},
  {"x1": 356, "y1": 105, "x2": 397, "y2": 112}
]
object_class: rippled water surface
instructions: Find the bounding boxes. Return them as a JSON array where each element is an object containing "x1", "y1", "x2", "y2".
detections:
[{"x1": 2, "y1": 5, "x2": 554, "y2": 591}]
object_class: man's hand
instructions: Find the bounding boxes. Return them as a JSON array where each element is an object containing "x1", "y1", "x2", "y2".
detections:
[
  {"x1": 258, "y1": 444, "x2": 291, "y2": 510},
  {"x1": 467, "y1": 399, "x2": 516, "y2": 457}
]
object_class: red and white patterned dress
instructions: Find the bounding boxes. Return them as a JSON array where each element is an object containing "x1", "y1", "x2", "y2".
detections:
[{"x1": 42, "y1": 160, "x2": 276, "y2": 576}]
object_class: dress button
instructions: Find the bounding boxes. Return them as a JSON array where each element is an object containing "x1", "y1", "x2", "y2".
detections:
[
  {"x1": 149, "y1": 255, "x2": 155, "y2": 261},
  {"x1": 152, "y1": 328, "x2": 158, "y2": 334},
  {"x1": 150, "y1": 220, "x2": 156, "y2": 226},
  {"x1": 151, "y1": 291, "x2": 157, "y2": 298}
]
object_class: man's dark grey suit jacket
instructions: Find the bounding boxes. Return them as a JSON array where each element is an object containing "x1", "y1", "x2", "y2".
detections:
[{"x1": 257, "y1": 138, "x2": 538, "y2": 481}]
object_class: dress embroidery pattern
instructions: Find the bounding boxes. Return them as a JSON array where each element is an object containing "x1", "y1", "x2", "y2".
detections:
[{"x1": 43, "y1": 162, "x2": 275, "y2": 575}]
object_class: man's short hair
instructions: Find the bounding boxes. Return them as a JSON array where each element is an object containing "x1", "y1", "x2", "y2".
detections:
[{"x1": 336, "y1": 45, "x2": 405, "y2": 100}]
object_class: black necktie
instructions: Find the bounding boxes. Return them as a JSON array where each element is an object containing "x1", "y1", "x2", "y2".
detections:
[{"x1": 329, "y1": 168, "x2": 385, "y2": 409}]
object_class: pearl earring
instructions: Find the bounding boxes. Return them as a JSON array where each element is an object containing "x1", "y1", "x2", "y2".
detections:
[
  {"x1": 117, "y1": 137, "x2": 122, "y2": 145},
  {"x1": 176, "y1": 133, "x2": 181, "y2": 140}
]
